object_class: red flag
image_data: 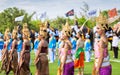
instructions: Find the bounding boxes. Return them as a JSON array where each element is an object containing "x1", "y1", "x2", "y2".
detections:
[
  {"x1": 65, "y1": 9, "x2": 74, "y2": 17},
  {"x1": 108, "y1": 8, "x2": 117, "y2": 18}
]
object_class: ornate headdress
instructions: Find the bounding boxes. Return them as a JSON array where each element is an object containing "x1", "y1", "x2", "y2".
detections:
[
  {"x1": 45, "y1": 21, "x2": 50, "y2": 28},
  {"x1": 96, "y1": 12, "x2": 109, "y2": 30},
  {"x1": 22, "y1": 23, "x2": 30, "y2": 38},
  {"x1": 12, "y1": 27, "x2": 18, "y2": 39},
  {"x1": 39, "y1": 23, "x2": 47, "y2": 38},
  {"x1": 62, "y1": 20, "x2": 72, "y2": 37},
  {"x1": 5, "y1": 28, "x2": 10, "y2": 35},
  {"x1": 4, "y1": 28, "x2": 11, "y2": 40}
]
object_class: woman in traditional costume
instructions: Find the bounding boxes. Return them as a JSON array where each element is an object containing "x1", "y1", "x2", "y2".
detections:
[
  {"x1": 59, "y1": 21, "x2": 74, "y2": 75},
  {"x1": 92, "y1": 13, "x2": 112, "y2": 75},
  {"x1": 16, "y1": 25, "x2": 31, "y2": 75},
  {"x1": 17, "y1": 34, "x2": 23, "y2": 62},
  {"x1": 0, "y1": 28, "x2": 10, "y2": 74},
  {"x1": 74, "y1": 31, "x2": 84, "y2": 75},
  {"x1": 7, "y1": 29, "x2": 18, "y2": 75},
  {"x1": 34, "y1": 24, "x2": 49, "y2": 75}
]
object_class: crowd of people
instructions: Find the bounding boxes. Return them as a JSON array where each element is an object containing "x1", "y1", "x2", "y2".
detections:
[{"x1": 0, "y1": 13, "x2": 120, "y2": 75}]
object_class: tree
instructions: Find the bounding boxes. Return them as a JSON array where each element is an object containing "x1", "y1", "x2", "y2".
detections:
[
  {"x1": 0, "y1": 7, "x2": 35, "y2": 33},
  {"x1": 50, "y1": 16, "x2": 66, "y2": 30}
]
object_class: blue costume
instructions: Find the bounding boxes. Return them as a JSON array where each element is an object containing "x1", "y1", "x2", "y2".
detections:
[
  {"x1": 0, "y1": 33, "x2": 4, "y2": 61},
  {"x1": 8, "y1": 39, "x2": 12, "y2": 51},
  {"x1": 17, "y1": 40, "x2": 22, "y2": 52},
  {"x1": 34, "y1": 38, "x2": 40, "y2": 56},
  {"x1": 0, "y1": 39, "x2": 4, "y2": 50},
  {"x1": 17, "y1": 34, "x2": 23, "y2": 62},
  {"x1": 70, "y1": 37, "x2": 77, "y2": 60},
  {"x1": 48, "y1": 32, "x2": 56, "y2": 63},
  {"x1": 84, "y1": 34, "x2": 92, "y2": 62}
]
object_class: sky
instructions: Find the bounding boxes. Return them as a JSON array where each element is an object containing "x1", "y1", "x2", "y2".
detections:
[{"x1": 0, "y1": 0, "x2": 120, "y2": 19}]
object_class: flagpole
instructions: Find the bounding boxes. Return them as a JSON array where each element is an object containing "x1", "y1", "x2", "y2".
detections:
[{"x1": 80, "y1": 18, "x2": 89, "y2": 31}]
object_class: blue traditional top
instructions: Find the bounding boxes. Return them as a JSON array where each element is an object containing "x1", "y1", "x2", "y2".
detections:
[
  {"x1": 34, "y1": 39, "x2": 40, "y2": 51},
  {"x1": 17, "y1": 40, "x2": 23, "y2": 52},
  {"x1": 84, "y1": 39, "x2": 91, "y2": 51},
  {"x1": 70, "y1": 37, "x2": 77, "y2": 50},
  {"x1": 8, "y1": 39, "x2": 12, "y2": 50},
  {"x1": 0, "y1": 39, "x2": 4, "y2": 50},
  {"x1": 48, "y1": 36, "x2": 56, "y2": 49}
]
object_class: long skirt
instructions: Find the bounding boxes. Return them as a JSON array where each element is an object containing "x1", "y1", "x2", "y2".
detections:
[
  {"x1": 16, "y1": 51, "x2": 30, "y2": 75},
  {"x1": 7, "y1": 50, "x2": 18, "y2": 74},
  {"x1": 1, "y1": 49, "x2": 9, "y2": 72},
  {"x1": 35, "y1": 53, "x2": 49, "y2": 75},
  {"x1": 63, "y1": 61, "x2": 74, "y2": 75},
  {"x1": 99, "y1": 65, "x2": 112, "y2": 75},
  {"x1": 74, "y1": 52, "x2": 84, "y2": 68}
]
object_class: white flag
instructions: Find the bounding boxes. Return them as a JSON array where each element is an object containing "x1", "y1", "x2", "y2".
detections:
[
  {"x1": 40, "y1": 12, "x2": 46, "y2": 19},
  {"x1": 15, "y1": 15, "x2": 24, "y2": 21},
  {"x1": 87, "y1": 9, "x2": 99, "y2": 17}
]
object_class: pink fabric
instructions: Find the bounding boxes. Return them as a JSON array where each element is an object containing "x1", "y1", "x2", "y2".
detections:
[
  {"x1": 67, "y1": 50, "x2": 71, "y2": 55},
  {"x1": 94, "y1": 44, "x2": 100, "y2": 58},
  {"x1": 60, "y1": 48, "x2": 71, "y2": 57},
  {"x1": 103, "y1": 48, "x2": 108, "y2": 57},
  {"x1": 95, "y1": 44, "x2": 108, "y2": 58}
]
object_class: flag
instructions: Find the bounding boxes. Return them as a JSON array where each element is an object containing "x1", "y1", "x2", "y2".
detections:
[
  {"x1": 40, "y1": 12, "x2": 46, "y2": 19},
  {"x1": 87, "y1": 9, "x2": 100, "y2": 18},
  {"x1": 15, "y1": 15, "x2": 24, "y2": 21},
  {"x1": 108, "y1": 8, "x2": 117, "y2": 18},
  {"x1": 87, "y1": 10, "x2": 97, "y2": 16},
  {"x1": 65, "y1": 9, "x2": 74, "y2": 17}
]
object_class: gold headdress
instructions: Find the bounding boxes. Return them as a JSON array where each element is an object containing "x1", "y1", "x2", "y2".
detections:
[
  {"x1": 45, "y1": 21, "x2": 49, "y2": 26},
  {"x1": 22, "y1": 28, "x2": 30, "y2": 38},
  {"x1": 39, "y1": 23, "x2": 47, "y2": 38},
  {"x1": 22, "y1": 23, "x2": 30, "y2": 38},
  {"x1": 5, "y1": 28, "x2": 10, "y2": 35},
  {"x1": 96, "y1": 12, "x2": 109, "y2": 30},
  {"x1": 62, "y1": 20, "x2": 72, "y2": 37},
  {"x1": 12, "y1": 27, "x2": 18, "y2": 39},
  {"x1": 4, "y1": 28, "x2": 10, "y2": 40}
]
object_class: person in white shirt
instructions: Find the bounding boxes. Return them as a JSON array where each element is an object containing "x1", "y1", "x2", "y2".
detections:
[{"x1": 112, "y1": 33, "x2": 119, "y2": 58}]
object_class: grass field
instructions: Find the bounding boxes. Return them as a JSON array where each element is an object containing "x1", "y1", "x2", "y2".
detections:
[{"x1": 0, "y1": 43, "x2": 120, "y2": 75}]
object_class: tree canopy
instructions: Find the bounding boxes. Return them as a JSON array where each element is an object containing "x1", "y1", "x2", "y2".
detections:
[{"x1": 0, "y1": 7, "x2": 119, "y2": 33}]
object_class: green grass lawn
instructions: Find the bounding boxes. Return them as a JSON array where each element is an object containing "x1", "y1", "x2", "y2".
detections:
[{"x1": 0, "y1": 49, "x2": 120, "y2": 75}]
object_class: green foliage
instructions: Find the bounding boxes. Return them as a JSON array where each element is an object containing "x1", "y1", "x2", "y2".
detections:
[
  {"x1": 102, "y1": 10, "x2": 108, "y2": 18},
  {"x1": 0, "y1": 50, "x2": 120, "y2": 75},
  {"x1": 0, "y1": 7, "x2": 35, "y2": 33},
  {"x1": 50, "y1": 16, "x2": 66, "y2": 30},
  {"x1": 0, "y1": 7, "x2": 26, "y2": 33},
  {"x1": 29, "y1": 20, "x2": 42, "y2": 32},
  {"x1": 0, "y1": 7, "x2": 118, "y2": 33},
  {"x1": 77, "y1": 17, "x2": 86, "y2": 25}
]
